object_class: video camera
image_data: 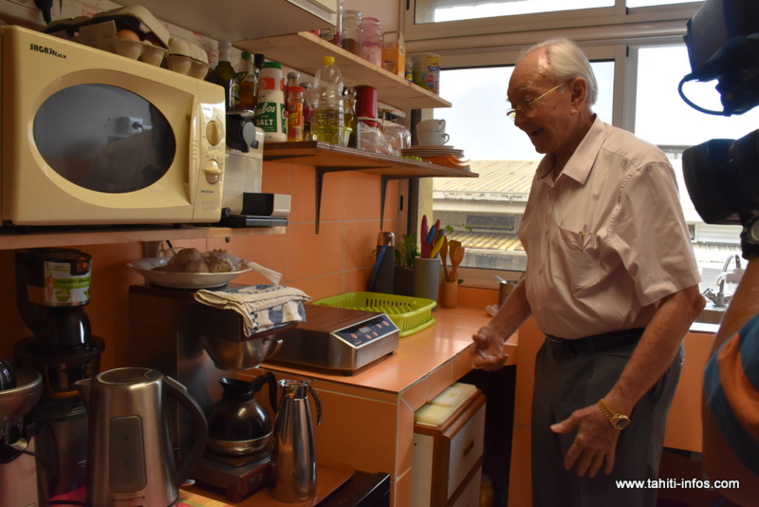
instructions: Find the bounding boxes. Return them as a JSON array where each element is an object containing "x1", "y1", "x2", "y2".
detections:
[{"x1": 680, "y1": 0, "x2": 759, "y2": 257}]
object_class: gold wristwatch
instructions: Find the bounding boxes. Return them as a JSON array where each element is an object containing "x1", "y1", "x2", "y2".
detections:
[{"x1": 597, "y1": 398, "x2": 630, "y2": 430}]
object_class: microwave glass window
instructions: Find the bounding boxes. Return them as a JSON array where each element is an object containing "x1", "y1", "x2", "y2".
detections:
[{"x1": 33, "y1": 84, "x2": 176, "y2": 193}]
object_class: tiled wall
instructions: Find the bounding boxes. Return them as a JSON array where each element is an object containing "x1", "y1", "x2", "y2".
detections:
[{"x1": 0, "y1": 161, "x2": 403, "y2": 371}]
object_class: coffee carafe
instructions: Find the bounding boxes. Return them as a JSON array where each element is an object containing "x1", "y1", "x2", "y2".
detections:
[
  {"x1": 76, "y1": 367, "x2": 208, "y2": 507},
  {"x1": 0, "y1": 364, "x2": 43, "y2": 506},
  {"x1": 270, "y1": 379, "x2": 322, "y2": 503},
  {"x1": 207, "y1": 372, "x2": 278, "y2": 461}
]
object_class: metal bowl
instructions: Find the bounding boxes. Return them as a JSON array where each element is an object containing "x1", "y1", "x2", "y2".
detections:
[
  {"x1": 199, "y1": 336, "x2": 283, "y2": 370},
  {"x1": 207, "y1": 431, "x2": 274, "y2": 457}
]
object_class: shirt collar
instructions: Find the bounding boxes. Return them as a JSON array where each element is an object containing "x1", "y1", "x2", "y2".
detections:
[{"x1": 536, "y1": 115, "x2": 606, "y2": 186}]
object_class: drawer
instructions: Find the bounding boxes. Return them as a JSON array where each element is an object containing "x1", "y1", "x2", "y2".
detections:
[
  {"x1": 447, "y1": 401, "x2": 485, "y2": 499},
  {"x1": 451, "y1": 463, "x2": 482, "y2": 507},
  {"x1": 412, "y1": 391, "x2": 486, "y2": 506}
]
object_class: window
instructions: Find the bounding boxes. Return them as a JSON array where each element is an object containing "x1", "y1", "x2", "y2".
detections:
[{"x1": 415, "y1": 0, "x2": 613, "y2": 24}]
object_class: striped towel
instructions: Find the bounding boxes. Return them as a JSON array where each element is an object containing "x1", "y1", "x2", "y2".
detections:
[{"x1": 195, "y1": 284, "x2": 311, "y2": 336}]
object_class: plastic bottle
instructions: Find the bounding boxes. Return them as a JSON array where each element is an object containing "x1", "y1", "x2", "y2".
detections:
[
  {"x1": 360, "y1": 17, "x2": 382, "y2": 67},
  {"x1": 286, "y1": 86, "x2": 305, "y2": 142},
  {"x1": 311, "y1": 56, "x2": 344, "y2": 144},
  {"x1": 255, "y1": 61, "x2": 287, "y2": 142},
  {"x1": 206, "y1": 41, "x2": 240, "y2": 112},
  {"x1": 236, "y1": 51, "x2": 260, "y2": 112},
  {"x1": 341, "y1": 10, "x2": 363, "y2": 57}
]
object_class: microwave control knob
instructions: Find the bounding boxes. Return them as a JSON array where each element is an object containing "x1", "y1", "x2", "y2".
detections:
[
  {"x1": 205, "y1": 159, "x2": 222, "y2": 184},
  {"x1": 206, "y1": 120, "x2": 223, "y2": 147}
]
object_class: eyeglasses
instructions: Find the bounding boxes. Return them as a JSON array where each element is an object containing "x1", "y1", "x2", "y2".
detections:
[{"x1": 506, "y1": 81, "x2": 566, "y2": 121}]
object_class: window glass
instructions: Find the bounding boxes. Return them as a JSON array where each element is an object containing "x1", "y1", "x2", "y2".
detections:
[
  {"x1": 634, "y1": 44, "x2": 757, "y2": 285},
  {"x1": 416, "y1": 0, "x2": 613, "y2": 24},
  {"x1": 432, "y1": 62, "x2": 614, "y2": 271},
  {"x1": 34, "y1": 84, "x2": 175, "y2": 194}
]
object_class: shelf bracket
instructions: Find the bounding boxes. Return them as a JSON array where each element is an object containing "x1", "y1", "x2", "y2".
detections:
[
  {"x1": 380, "y1": 175, "x2": 411, "y2": 231},
  {"x1": 315, "y1": 166, "x2": 371, "y2": 234}
]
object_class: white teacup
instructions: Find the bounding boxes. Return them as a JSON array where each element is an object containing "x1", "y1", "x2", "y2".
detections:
[
  {"x1": 416, "y1": 119, "x2": 446, "y2": 132},
  {"x1": 418, "y1": 131, "x2": 450, "y2": 145}
]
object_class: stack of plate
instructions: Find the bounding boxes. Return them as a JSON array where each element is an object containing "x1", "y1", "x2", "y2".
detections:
[
  {"x1": 401, "y1": 145, "x2": 470, "y2": 170},
  {"x1": 401, "y1": 145, "x2": 465, "y2": 158}
]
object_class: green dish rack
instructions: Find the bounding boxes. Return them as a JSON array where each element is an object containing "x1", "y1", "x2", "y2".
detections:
[{"x1": 312, "y1": 292, "x2": 436, "y2": 337}]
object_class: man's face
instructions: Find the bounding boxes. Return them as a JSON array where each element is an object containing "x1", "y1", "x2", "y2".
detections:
[{"x1": 507, "y1": 50, "x2": 575, "y2": 156}]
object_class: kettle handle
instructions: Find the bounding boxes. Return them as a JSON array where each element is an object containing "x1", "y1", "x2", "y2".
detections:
[
  {"x1": 164, "y1": 375, "x2": 209, "y2": 487},
  {"x1": 308, "y1": 383, "x2": 322, "y2": 426}
]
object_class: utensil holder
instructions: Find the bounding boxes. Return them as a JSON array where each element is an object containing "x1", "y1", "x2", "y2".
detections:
[
  {"x1": 441, "y1": 279, "x2": 458, "y2": 308},
  {"x1": 413, "y1": 257, "x2": 440, "y2": 303}
]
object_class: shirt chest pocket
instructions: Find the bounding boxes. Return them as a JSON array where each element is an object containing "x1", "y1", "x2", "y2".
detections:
[{"x1": 549, "y1": 226, "x2": 607, "y2": 294}]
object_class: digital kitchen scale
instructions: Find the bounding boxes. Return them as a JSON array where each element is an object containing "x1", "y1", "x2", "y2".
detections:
[{"x1": 267, "y1": 305, "x2": 400, "y2": 374}]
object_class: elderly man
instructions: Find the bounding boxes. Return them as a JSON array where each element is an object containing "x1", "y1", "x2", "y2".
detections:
[{"x1": 472, "y1": 38, "x2": 705, "y2": 506}]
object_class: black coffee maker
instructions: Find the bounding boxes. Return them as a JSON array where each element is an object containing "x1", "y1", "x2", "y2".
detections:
[{"x1": 13, "y1": 248, "x2": 105, "y2": 497}]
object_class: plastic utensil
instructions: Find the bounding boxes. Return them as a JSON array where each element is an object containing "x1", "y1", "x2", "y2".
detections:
[{"x1": 430, "y1": 234, "x2": 445, "y2": 258}]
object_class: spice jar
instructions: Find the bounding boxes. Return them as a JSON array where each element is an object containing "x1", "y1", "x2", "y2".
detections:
[
  {"x1": 360, "y1": 17, "x2": 382, "y2": 67},
  {"x1": 341, "y1": 10, "x2": 363, "y2": 57}
]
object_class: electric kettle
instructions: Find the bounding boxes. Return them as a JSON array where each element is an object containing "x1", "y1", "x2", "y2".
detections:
[{"x1": 76, "y1": 367, "x2": 208, "y2": 507}]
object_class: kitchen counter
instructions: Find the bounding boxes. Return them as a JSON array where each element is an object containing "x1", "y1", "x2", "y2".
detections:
[
  {"x1": 257, "y1": 305, "x2": 517, "y2": 394},
  {"x1": 235, "y1": 304, "x2": 517, "y2": 507}
]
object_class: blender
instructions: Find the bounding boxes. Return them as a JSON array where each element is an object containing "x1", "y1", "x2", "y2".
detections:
[
  {"x1": 13, "y1": 248, "x2": 105, "y2": 497},
  {"x1": 0, "y1": 363, "x2": 44, "y2": 506}
]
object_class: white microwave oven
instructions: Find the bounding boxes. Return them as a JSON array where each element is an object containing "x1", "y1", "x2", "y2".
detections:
[{"x1": 0, "y1": 25, "x2": 226, "y2": 226}]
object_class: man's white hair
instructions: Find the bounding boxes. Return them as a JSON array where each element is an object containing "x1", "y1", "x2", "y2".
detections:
[{"x1": 521, "y1": 38, "x2": 599, "y2": 106}]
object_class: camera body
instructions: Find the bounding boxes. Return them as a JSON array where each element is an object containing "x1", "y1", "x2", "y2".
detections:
[{"x1": 681, "y1": 0, "x2": 759, "y2": 245}]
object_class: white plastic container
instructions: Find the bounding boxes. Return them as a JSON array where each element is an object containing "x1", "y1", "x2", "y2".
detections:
[{"x1": 255, "y1": 61, "x2": 287, "y2": 142}]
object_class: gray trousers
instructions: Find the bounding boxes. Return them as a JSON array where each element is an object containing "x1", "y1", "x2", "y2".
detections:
[{"x1": 531, "y1": 337, "x2": 683, "y2": 507}]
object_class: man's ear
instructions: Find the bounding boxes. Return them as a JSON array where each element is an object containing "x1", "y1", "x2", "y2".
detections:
[{"x1": 568, "y1": 77, "x2": 588, "y2": 110}]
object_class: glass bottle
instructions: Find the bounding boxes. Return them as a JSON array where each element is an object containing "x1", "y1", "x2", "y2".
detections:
[
  {"x1": 286, "y1": 86, "x2": 305, "y2": 142},
  {"x1": 300, "y1": 82, "x2": 314, "y2": 140},
  {"x1": 360, "y1": 17, "x2": 382, "y2": 67},
  {"x1": 206, "y1": 41, "x2": 240, "y2": 112},
  {"x1": 236, "y1": 51, "x2": 260, "y2": 112},
  {"x1": 341, "y1": 10, "x2": 363, "y2": 57},
  {"x1": 343, "y1": 87, "x2": 359, "y2": 148}
]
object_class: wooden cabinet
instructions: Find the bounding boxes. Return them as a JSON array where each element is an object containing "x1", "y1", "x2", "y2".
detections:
[
  {"x1": 412, "y1": 389, "x2": 486, "y2": 507},
  {"x1": 110, "y1": 0, "x2": 338, "y2": 41}
]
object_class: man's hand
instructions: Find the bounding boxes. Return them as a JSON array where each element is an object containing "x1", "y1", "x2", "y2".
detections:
[
  {"x1": 471, "y1": 326, "x2": 508, "y2": 371},
  {"x1": 550, "y1": 404, "x2": 622, "y2": 477}
]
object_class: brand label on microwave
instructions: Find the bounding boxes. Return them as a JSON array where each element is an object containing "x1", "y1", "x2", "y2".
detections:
[{"x1": 29, "y1": 43, "x2": 67, "y2": 59}]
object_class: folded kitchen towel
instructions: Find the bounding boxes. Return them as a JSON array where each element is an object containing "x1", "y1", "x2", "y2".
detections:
[{"x1": 194, "y1": 284, "x2": 311, "y2": 336}]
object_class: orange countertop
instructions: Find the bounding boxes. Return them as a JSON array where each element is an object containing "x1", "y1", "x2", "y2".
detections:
[{"x1": 255, "y1": 305, "x2": 518, "y2": 396}]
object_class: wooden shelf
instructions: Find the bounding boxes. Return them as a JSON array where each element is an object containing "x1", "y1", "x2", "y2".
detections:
[
  {"x1": 236, "y1": 32, "x2": 452, "y2": 111},
  {"x1": 264, "y1": 141, "x2": 475, "y2": 178},
  {"x1": 0, "y1": 224, "x2": 286, "y2": 251},
  {"x1": 263, "y1": 141, "x2": 476, "y2": 233}
]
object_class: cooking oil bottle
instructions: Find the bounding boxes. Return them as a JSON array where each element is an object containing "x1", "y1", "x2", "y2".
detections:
[{"x1": 310, "y1": 56, "x2": 344, "y2": 145}]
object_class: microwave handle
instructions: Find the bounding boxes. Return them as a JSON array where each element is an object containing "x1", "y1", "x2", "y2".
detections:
[{"x1": 187, "y1": 96, "x2": 200, "y2": 203}]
